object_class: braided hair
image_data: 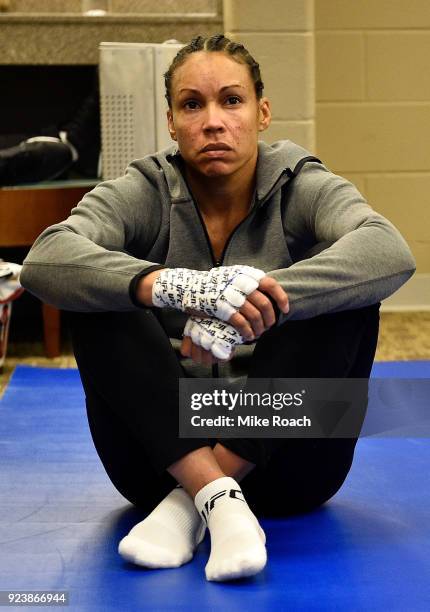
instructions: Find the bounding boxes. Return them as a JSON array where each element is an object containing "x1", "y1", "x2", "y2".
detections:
[{"x1": 164, "y1": 33, "x2": 264, "y2": 108}]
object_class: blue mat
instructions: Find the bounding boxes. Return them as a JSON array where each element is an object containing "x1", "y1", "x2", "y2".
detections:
[{"x1": 0, "y1": 364, "x2": 429, "y2": 611}]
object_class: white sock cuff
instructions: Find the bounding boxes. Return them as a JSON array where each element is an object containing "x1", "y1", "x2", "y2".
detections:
[{"x1": 194, "y1": 477, "x2": 243, "y2": 522}]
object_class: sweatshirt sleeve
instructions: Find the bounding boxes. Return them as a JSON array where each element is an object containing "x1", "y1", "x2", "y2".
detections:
[
  {"x1": 268, "y1": 163, "x2": 416, "y2": 323},
  {"x1": 20, "y1": 164, "x2": 164, "y2": 312}
]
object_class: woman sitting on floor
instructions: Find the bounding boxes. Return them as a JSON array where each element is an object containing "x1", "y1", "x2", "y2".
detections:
[{"x1": 20, "y1": 34, "x2": 415, "y2": 582}]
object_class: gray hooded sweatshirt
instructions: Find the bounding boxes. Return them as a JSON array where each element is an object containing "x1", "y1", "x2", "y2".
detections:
[{"x1": 20, "y1": 139, "x2": 416, "y2": 340}]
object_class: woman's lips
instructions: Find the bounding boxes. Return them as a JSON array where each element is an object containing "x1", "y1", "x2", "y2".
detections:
[
  {"x1": 200, "y1": 149, "x2": 231, "y2": 157},
  {"x1": 200, "y1": 142, "x2": 232, "y2": 154}
]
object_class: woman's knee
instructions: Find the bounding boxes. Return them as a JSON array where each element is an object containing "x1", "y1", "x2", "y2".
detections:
[
  {"x1": 248, "y1": 303, "x2": 380, "y2": 378},
  {"x1": 65, "y1": 308, "x2": 183, "y2": 386}
]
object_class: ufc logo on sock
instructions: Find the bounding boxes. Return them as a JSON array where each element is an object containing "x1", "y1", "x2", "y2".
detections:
[{"x1": 201, "y1": 489, "x2": 245, "y2": 523}]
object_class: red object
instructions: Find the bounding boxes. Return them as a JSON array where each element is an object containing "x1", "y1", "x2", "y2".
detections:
[{"x1": 0, "y1": 302, "x2": 12, "y2": 368}]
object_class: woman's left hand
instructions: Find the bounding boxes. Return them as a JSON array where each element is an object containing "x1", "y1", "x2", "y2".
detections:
[{"x1": 227, "y1": 275, "x2": 289, "y2": 339}]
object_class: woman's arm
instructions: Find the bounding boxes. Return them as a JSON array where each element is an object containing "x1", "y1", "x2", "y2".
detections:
[
  {"x1": 20, "y1": 164, "x2": 164, "y2": 312},
  {"x1": 268, "y1": 164, "x2": 416, "y2": 323}
]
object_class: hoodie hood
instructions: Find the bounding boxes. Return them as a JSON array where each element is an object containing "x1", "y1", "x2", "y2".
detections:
[{"x1": 148, "y1": 139, "x2": 314, "y2": 206}]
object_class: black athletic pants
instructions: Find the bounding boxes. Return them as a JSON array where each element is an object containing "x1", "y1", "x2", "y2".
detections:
[{"x1": 67, "y1": 303, "x2": 380, "y2": 517}]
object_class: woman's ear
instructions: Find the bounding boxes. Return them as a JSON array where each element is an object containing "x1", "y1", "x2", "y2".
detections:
[
  {"x1": 167, "y1": 109, "x2": 177, "y2": 141},
  {"x1": 258, "y1": 97, "x2": 271, "y2": 132}
]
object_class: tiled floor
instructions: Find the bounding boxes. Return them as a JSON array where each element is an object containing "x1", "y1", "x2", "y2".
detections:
[{"x1": 1, "y1": 311, "x2": 430, "y2": 399}]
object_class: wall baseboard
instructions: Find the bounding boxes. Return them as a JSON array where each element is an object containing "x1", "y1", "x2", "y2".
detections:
[{"x1": 381, "y1": 273, "x2": 430, "y2": 312}]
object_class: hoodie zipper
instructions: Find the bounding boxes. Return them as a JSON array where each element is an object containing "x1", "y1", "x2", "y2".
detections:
[
  {"x1": 192, "y1": 201, "x2": 251, "y2": 268},
  {"x1": 190, "y1": 198, "x2": 250, "y2": 379},
  {"x1": 191, "y1": 168, "x2": 291, "y2": 268},
  {"x1": 188, "y1": 168, "x2": 291, "y2": 378}
]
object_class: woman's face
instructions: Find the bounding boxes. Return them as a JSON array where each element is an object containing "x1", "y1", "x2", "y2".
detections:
[{"x1": 167, "y1": 51, "x2": 271, "y2": 179}]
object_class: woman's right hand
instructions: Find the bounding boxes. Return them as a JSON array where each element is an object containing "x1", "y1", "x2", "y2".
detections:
[
  {"x1": 136, "y1": 269, "x2": 164, "y2": 307},
  {"x1": 150, "y1": 265, "x2": 267, "y2": 323}
]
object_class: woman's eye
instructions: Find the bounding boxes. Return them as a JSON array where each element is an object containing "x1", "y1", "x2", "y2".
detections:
[
  {"x1": 183, "y1": 97, "x2": 241, "y2": 109},
  {"x1": 184, "y1": 100, "x2": 200, "y2": 110}
]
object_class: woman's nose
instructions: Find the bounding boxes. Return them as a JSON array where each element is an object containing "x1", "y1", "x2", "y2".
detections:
[{"x1": 202, "y1": 103, "x2": 225, "y2": 131}]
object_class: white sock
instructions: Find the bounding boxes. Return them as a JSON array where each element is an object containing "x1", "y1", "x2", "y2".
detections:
[
  {"x1": 194, "y1": 476, "x2": 267, "y2": 581},
  {"x1": 118, "y1": 485, "x2": 206, "y2": 568}
]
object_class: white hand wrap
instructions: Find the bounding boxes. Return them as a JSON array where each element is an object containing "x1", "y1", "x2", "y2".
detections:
[
  {"x1": 152, "y1": 265, "x2": 265, "y2": 321},
  {"x1": 183, "y1": 316, "x2": 244, "y2": 361}
]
